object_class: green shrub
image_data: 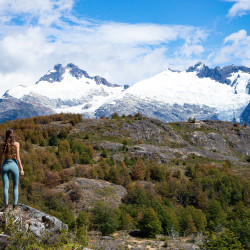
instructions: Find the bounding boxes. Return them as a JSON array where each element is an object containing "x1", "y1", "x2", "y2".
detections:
[
  {"x1": 139, "y1": 207, "x2": 162, "y2": 237},
  {"x1": 200, "y1": 229, "x2": 244, "y2": 250},
  {"x1": 92, "y1": 201, "x2": 119, "y2": 235},
  {"x1": 49, "y1": 134, "x2": 59, "y2": 146}
]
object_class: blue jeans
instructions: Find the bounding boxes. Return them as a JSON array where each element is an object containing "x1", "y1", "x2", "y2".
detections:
[{"x1": 1, "y1": 159, "x2": 19, "y2": 205}]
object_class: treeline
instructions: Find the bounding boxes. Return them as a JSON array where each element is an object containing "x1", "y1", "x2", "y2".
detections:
[{"x1": 0, "y1": 114, "x2": 249, "y2": 249}]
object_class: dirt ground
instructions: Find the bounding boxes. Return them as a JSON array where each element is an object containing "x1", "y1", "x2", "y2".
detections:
[{"x1": 88, "y1": 231, "x2": 201, "y2": 249}]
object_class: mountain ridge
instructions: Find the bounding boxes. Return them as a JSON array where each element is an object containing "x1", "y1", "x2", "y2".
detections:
[{"x1": 1, "y1": 62, "x2": 250, "y2": 125}]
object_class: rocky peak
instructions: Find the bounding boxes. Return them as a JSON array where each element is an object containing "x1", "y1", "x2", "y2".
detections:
[
  {"x1": 36, "y1": 63, "x2": 119, "y2": 88},
  {"x1": 93, "y1": 75, "x2": 120, "y2": 87},
  {"x1": 186, "y1": 62, "x2": 205, "y2": 72},
  {"x1": 37, "y1": 64, "x2": 66, "y2": 83},
  {"x1": 66, "y1": 63, "x2": 91, "y2": 80},
  {"x1": 187, "y1": 62, "x2": 250, "y2": 85}
]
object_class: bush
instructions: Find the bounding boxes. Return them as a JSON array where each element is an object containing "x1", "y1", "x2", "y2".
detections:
[
  {"x1": 200, "y1": 229, "x2": 244, "y2": 250},
  {"x1": 1, "y1": 213, "x2": 87, "y2": 249},
  {"x1": 49, "y1": 134, "x2": 59, "y2": 146},
  {"x1": 92, "y1": 201, "x2": 119, "y2": 235},
  {"x1": 139, "y1": 207, "x2": 162, "y2": 237},
  {"x1": 111, "y1": 112, "x2": 119, "y2": 119}
]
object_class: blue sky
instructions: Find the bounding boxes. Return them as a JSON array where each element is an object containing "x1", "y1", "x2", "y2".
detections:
[{"x1": 0, "y1": 0, "x2": 250, "y2": 94}]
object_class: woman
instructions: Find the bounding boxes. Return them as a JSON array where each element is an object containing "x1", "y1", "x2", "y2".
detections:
[{"x1": 0, "y1": 128, "x2": 24, "y2": 211}]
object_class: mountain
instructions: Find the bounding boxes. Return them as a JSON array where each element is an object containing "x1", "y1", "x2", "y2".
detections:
[
  {"x1": 2, "y1": 62, "x2": 250, "y2": 125},
  {"x1": 3, "y1": 63, "x2": 125, "y2": 120},
  {"x1": 95, "y1": 62, "x2": 250, "y2": 124},
  {"x1": 0, "y1": 96, "x2": 53, "y2": 123}
]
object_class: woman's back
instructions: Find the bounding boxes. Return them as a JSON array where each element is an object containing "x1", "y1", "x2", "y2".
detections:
[{"x1": 0, "y1": 142, "x2": 18, "y2": 159}]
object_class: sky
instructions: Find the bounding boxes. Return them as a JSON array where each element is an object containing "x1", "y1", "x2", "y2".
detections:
[{"x1": 0, "y1": 0, "x2": 250, "y2": 95}]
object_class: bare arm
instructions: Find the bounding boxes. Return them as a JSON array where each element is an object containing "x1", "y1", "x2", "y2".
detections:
[
  {"x1": 15, "y1": 142, "x2": 24, "y2": 176},
  {"x1": 0, "y1": 144, "x2": 3, "y2": 168}
]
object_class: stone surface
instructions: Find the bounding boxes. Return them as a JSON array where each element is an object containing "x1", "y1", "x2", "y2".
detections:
[
  {"x1": 72, "y1": 118, "x2": 250, "y2": 166},
  {"x1": 0, "y1": 204, "x2": 68, "y2": 238},
  {"x1": 19, "y1": 204, "x2": 68, "y2": 236},
  {"x1": 187, "y1": 62, "x2": 250, "y2": 84},
  {"x1": 54, "y1": 177, "x2": 127, "y2": 210},
  {"x1": 0, "y1": 97, "x2": 53, "y2": 123}
]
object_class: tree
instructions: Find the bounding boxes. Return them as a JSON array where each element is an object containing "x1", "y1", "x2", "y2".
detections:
[
  {"x1": 108, "y1": 165, "x2": 121, "y2": 184},
  {"x1": 111, "y1": 112, "x2": 119, "y2": 119},
  {"x1": 120, "y1": 213, "x2": 134, "y2": 230},
  {"x1": 92, "y1": 201, "x2": 119, "y2": 235},
  {"x1": 139, "y1": 207, "x2": 162, "y2": 237},
  {"x1": 205, "y1": 200, "x2": 227, "y2": 231},
  {"x1": 49, "y1": 134, "x2": 59, "y2": 146},
  {"x1": 200, "y1": 230, "x2": 244, "y2": 250},
  {"x1": 186, "y1": 206, "x2": 207, "y2": 232},
  {"x1": 76, "y1": 211, "x2": 90, "y2": 228},
  {"x1": 131, "y1": 158, "x2": 146, "y2": 180},
  {"x1": 58, "y1": 140, "x2": 70, "y2": 155}
]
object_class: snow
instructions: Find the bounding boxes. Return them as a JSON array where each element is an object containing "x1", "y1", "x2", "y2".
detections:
[
  {"x1": 123, "y1": 69, "x2": 248, "y2": 106},
  {"x1": 4, "y1": 65, "x2": 250, "y2": 122},
  {"x1": 228, "y1": 71, "x2": 250, "y2": 94},
  {"x1": 196, "y1": 63, "x2": 205, "y2": 70},
  {"x1": 7, "y1": 69, "x2": 123, "y2": 101},
  {"x1": 111, "y1": 69, "x2": 249, "y2": 121}
]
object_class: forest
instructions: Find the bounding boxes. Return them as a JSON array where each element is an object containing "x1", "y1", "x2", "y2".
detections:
[{"x1": 0, "y1": 113, "x2": 249, "y2": 249}]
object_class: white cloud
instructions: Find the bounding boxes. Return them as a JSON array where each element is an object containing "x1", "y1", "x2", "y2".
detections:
[
  {"x1": 0, "y1": 23, "x2": 208, "y2": 95},
  {"x1": 224, "y1": 0, "x2": 250, "y2": 17},
  {"x1": 213, "y1": 29, "x2": 250, "y2": 64},
  {"x1": 0, "y1": 0, "x2": 74, "y2": 26},
  {"x1": 0, "y1": 0, "x2": 209, "y2": 95}
]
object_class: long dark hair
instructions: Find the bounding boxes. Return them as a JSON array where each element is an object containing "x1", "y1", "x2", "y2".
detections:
[{"x1": 3, "y1": 128, "x2": 16, "y2": 154}]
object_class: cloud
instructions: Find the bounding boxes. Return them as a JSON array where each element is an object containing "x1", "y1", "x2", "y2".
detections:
[
  {"x1": 224, "y1": 0, "x2": 250, "y2": 17},
  {"x1": 213, "y1": 29, "x2": 250, "y2": 65},
  {"x1": 0, "y1": 0, "x2": 209, "y2": 95},
  {"x1": 0, "y1": 0, "x2": 74, "y2": 26}
]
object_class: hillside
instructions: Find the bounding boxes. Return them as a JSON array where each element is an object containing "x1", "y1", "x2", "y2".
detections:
[
  {"x1": 0, "y1": 114, "x2": 249, "y2": 249},
  {"x1": 71, "y1": 115, "x2": 250, "y2": 168}
]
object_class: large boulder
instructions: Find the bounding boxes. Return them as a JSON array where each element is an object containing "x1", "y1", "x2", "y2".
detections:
[
  {"x1": 0, "y1": 204, "x2": 68, "y2": 237},
  {"x1": 54, "y1": 177, "x2": 127, "y2": 210}
]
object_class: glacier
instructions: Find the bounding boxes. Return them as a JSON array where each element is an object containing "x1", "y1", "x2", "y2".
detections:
[{"x1": 2, "y1": 62, "x2": 250, "y2": 124}]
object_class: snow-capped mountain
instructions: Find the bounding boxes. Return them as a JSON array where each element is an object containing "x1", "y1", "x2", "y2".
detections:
[
  {"x1": 4, "y1": 63, "x2": 126, "y2": 118},
  {"x1": 1, "y1": 62, "x2": 250, "y2": 125},
  {"x1": 95, "y1": 62, "x2": 250, "y2": 124}
]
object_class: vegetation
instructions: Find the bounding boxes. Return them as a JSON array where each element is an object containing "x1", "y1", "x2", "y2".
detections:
[
  {"x1": 200, "y1": 229, "x2": 245, "y2": 250},
  {"x1": 0, "y1": 212, "x2": 88, "y2": 249},
  {"x1": 0, "y1": 113, "x2": 249, "y2": 248}
]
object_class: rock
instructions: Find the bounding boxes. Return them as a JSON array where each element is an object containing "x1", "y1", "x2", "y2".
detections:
[
  {"x1": 0, "y1": 204, "x2": 68, "y2": 237},
  {"x1": 94, "y1": 141, "x2": 123, "y2": 151},
  {"x1": 241, "y1": 103, "x2": 250, "y2": 126},
  {"x1": 54, "y1": 178, "x2": 127, "y2": 210},
  {"x1": 72, "y1": 118, "x2": 250, "y2": 166},
  {"x1": 0, "y1": 97, "x2": 53, "y2": 123}
]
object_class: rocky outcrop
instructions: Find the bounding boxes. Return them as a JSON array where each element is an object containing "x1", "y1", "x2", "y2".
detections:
[
  {"x1": 72, "y1": 118, "x2": 250, "y2": 166},
  {"x1": 187, "y1": 62, "x2": 250, "y2": 84},
  {"x1": 0, "y1": 97, "x2": 54, "y2": 123},
  {"x1": 0, "y1": 204, "x2": 68, "y2": 237},
  {"x1": 54, "y1": 178, "x2": 127, "y2": 210},
  {"x1": 241, "y1": 103, "x2": 250, "y2": 125},
  {"x1": 18, "y1": 204, "x2": 68, "y2": 236}
]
